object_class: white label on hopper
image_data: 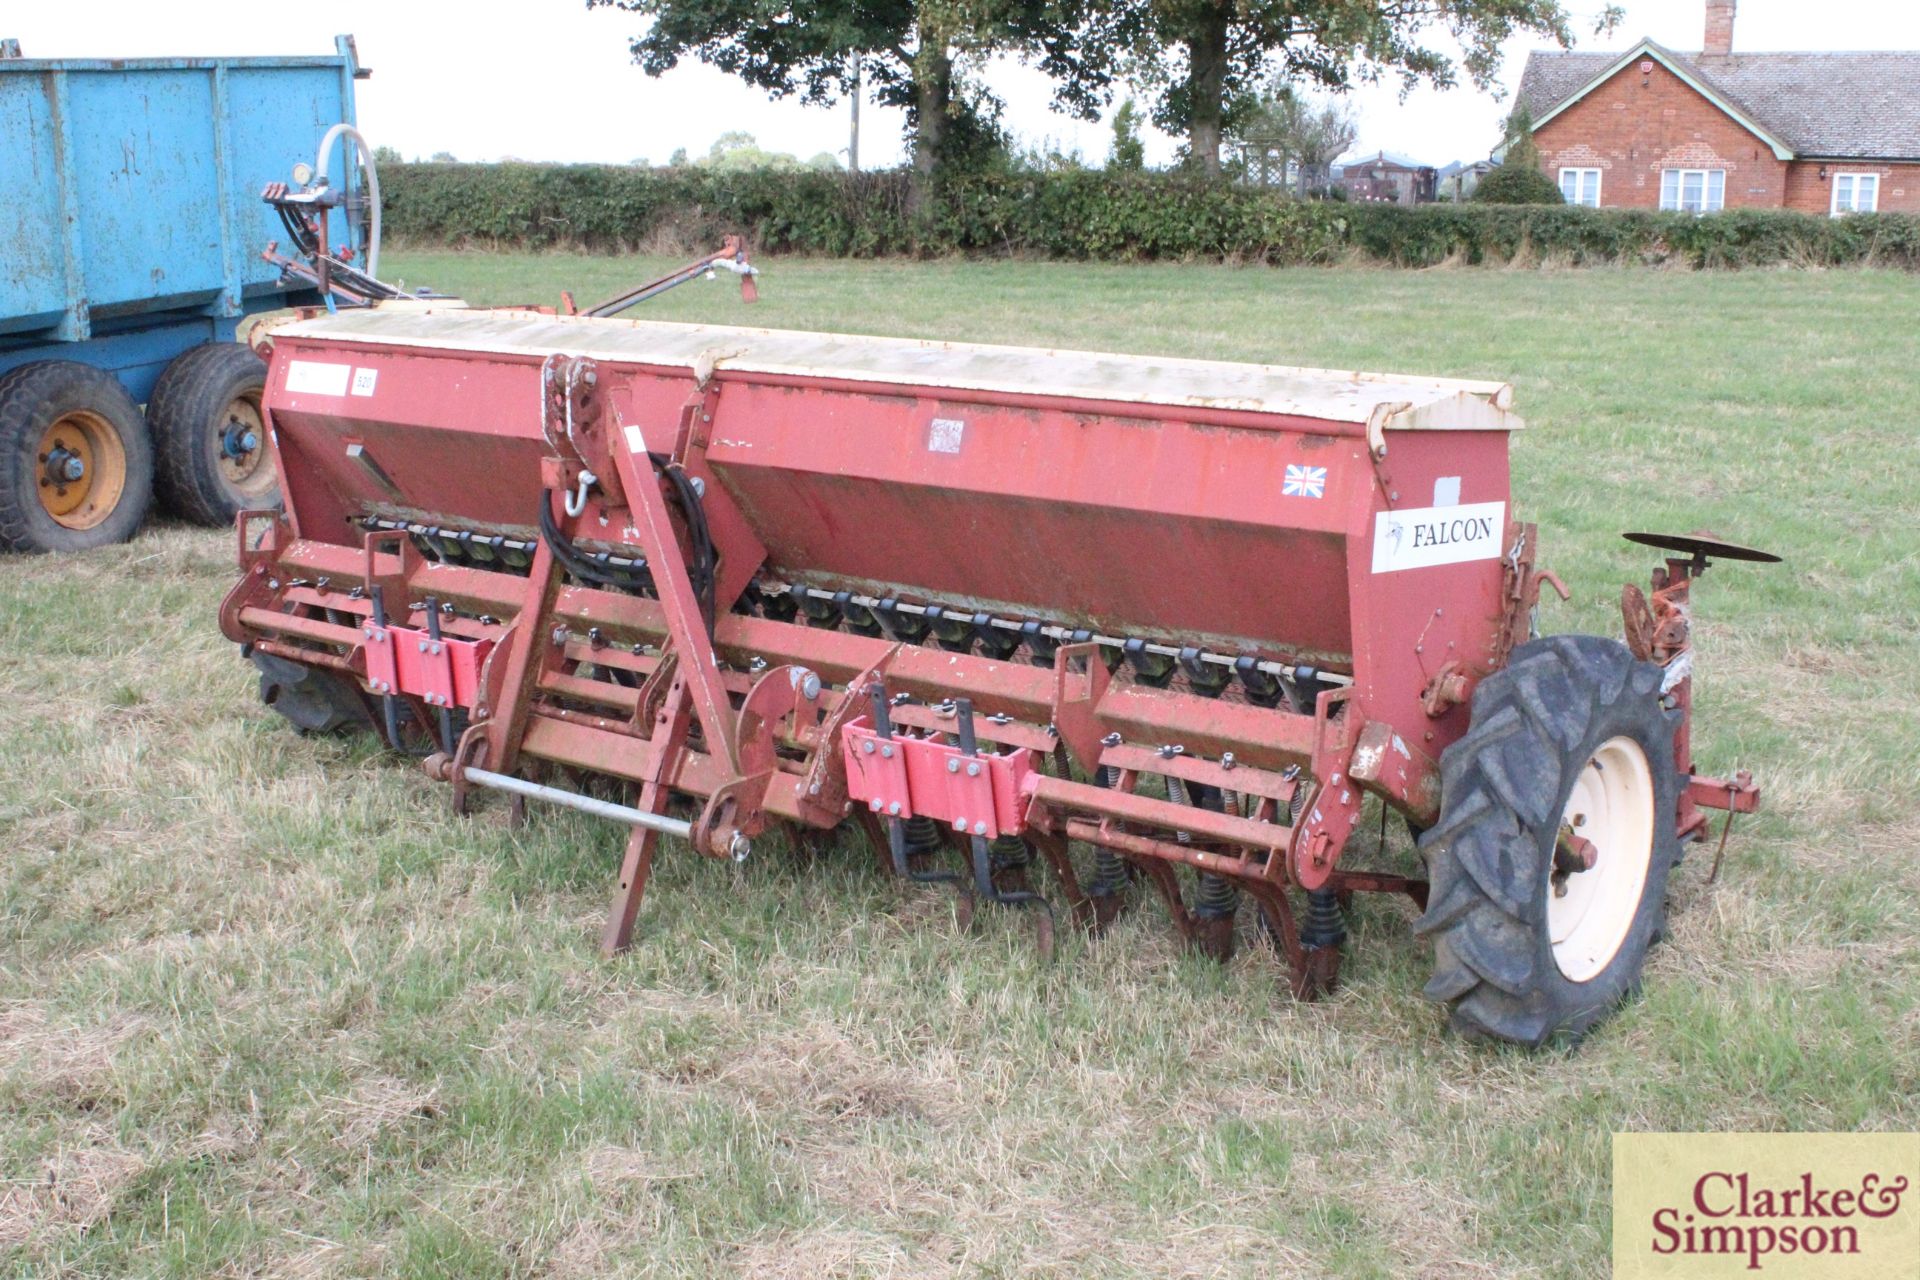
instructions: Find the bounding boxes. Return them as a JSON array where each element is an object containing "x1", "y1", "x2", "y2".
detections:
[
  {"x1": 624, "y1": 424, "x2": 646, "y2": 453},
  {"x1": 285, "y1": 360, "x2": 351, "y2": 396},
  {"x1": 351, "y1": 368, "x2": 379, "y2": 396},
  {"x1": 1371, "y1": 501, "x2": 1506, "y2": 574},
  {"x1": 927, "y1": 418, "x2": 965, "y2": 454}
]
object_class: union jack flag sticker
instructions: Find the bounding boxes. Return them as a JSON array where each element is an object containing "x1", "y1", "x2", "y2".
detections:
[{"x1": 1283, "y1": 464, "x2": 1327, "y2": 499}]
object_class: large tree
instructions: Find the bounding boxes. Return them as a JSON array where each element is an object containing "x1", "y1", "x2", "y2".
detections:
[
  {"x1": 1087, "y1": 1, "x2": 1616, "y2": 178},
  {"x1": 592, "y1": 0, "x2": 1112, "y2": 200}
]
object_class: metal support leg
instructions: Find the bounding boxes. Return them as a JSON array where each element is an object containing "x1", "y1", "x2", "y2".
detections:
[{"x1": 602, "y1": 676, "x2": 692, "y2": 954}]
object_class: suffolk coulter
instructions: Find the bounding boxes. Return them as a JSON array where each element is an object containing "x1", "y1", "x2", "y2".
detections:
[{"x1": 221, "y1": 307, "x2": 1768, "y2": 1045}]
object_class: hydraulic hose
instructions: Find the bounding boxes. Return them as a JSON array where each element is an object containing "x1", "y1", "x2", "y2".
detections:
[{"x1": 315, "y1": 122, "x2": 381, "y2": 280}]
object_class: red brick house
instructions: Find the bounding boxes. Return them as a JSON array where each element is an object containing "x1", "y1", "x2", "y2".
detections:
[{"x1": 1514, "y1": 0, "x2": 1919, "y2": 214}]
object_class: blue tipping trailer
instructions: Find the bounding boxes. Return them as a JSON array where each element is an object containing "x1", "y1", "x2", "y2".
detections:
[{"x1": 0, "y1": 35, "x2": 369, "y2": 552}]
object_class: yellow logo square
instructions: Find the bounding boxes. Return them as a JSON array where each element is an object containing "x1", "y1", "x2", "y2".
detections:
[{"x1": 1613, "y1": 1132, "x2": 1920, "y2": 1278}]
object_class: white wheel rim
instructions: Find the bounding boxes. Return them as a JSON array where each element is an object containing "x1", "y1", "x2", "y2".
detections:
[{"x1": 1548, "y1": 735, "x2": 1655, "y2": 983}]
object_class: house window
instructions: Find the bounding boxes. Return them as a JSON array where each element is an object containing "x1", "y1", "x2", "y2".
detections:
[
  {"x1": 1659, "y1": 168, "x2": 1726, "y2": 213},
  {"x1": 1832, "y1": 173, "x2": 1880, "y2": 215},
  {"x1": 1559, "y1": 167, "x2": 1602, "y2": 207}
]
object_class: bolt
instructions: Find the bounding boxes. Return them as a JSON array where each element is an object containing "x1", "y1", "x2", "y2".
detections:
[
  {"x1": 973, "y1": 821, "x2": 987, "y2": 835},
  {"x1": 870, "y1": 799, "x2": 883, "y2": 812},
  {"x1": 432, "y1": 644, "x2": 442, "y2": 656},
  {"x1": 363, "y1": 627, "x2": 373, "y2": 638},
  {"x1": 966, "y1": 762, "x2": 981, "y2": 777},
  {"x1": 1101, "y1": 732, "x2": 1123, "y2": 747},
  {"x1": 954, "y1": 816, "x2": 967, "y2": 831},
  {"x1": 1221, "y1": 752, "x2": 1237, "y2": 771},
  {"x1": 550, "y1": 626, "x2": 569, "y2": 646},
  {"x1": 808, "y1": 782, "x2": 821, "y2": 796},
  {"x1": 728, "y1": 832, "x2": 750, "y2": 863},
  {"x1": 880, "y1": 744, "x2": 893, "y2": 759},
  {"x1": 888, "y1": 802, "x2": 901, "y2": 815},
  {"x1": 861, "y1": 740, "x2": 875, "y2": 755},
  {"x1": 947, "y1": 758, "x2": 959, "y2": 774},
  {"x1": 749, "y1": 656, "x2": 768, "y2": 673},
  {"x1": 417, "y1": 641, "x2": 428, "y2": 653},
  {"x1": 799, "y1": 671, "x2": 821, "y2": 700}
]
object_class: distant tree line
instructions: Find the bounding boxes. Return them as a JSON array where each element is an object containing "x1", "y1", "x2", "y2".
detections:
[{"x1": 588, "y1": 0, "x2": 1617, "y2": 203}]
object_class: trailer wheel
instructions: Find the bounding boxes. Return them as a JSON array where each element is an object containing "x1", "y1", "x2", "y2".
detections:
[
  {"x1": 149, "y1": 343, "x2": 274, "y2": 526},
  {"x1": 1415, "y1": 634, "x2": 1679, "y2": 1047},
  {"x1": 0, "y1": 361, "x2": 154, "y2": 555}
]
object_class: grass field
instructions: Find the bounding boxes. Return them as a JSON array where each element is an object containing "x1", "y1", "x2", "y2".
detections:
[{"x1": 4, "y1": 254, "x2": 1918, "y2": 1278}]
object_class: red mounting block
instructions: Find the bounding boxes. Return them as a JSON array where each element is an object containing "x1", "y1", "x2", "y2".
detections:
[
  {"x1": 362, "y1": 623, "x2": 493, "y2": 709},
  {"x1": 841, "y1": 716, "x2": 1036, "y2": 839}
]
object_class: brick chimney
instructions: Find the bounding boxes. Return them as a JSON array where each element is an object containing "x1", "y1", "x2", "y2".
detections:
[{"x1": 1703, "y1": 0, "x2": 1736, "y2": 56}]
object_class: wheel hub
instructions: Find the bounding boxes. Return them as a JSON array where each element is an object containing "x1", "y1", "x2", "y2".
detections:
[
  {"x1": 1547, "y1": 736, "x2": 1656, "y2": 983},
  {"x1": 34, "y1": 410, "x2": 127, "y2": 529},
  {"x1": 214, "y1": 394, "x2": 275, "y2": 496},
  {"x1": 44, "y1": 446, "x2": 86, "y2": 484},
  {"x1": 220, "y1": 419, "x2": 260, "y2": 461}
]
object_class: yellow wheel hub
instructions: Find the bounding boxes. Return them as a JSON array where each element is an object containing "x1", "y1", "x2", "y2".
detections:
[{"x1": 35, "y1": 410, "x2": 127, "y2": 531}]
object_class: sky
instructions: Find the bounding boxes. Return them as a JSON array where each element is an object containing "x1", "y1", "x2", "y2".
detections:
[{"x1": 7, "y1": 1, "x2": 1919, "y2": 171}]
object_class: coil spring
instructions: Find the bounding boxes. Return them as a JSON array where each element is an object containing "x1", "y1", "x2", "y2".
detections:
[
  {"x1": 1165, "y1": 775, "x2": 1194, "y2": 844},
  {"x1": 903, "y1": 815, "x2": 943, "y2": 858},
  {"x1": 1090, "y1": 764, "x2": 1128, "y2": 894},
  {"x1": 1181, "y1": 779, "x2": 1241, "y2": 920},
  {"x1": 1301, "y1": 888, "x2": 1345, "y2": 949},
  {"x1": 988, "y1": 832, "x2": 1030, "y2": 874},
  {"x1": 1195, "y1": 872, "x2": 1240, "y2": 917}
]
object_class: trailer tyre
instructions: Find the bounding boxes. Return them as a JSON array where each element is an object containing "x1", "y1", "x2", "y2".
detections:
[
  {"x1": 0, "y1": 360, "x2": 154, "y2": 555},
  {"x1": 149, "y1": 343, "x2": 274, "y2": 526},
  {"x1": 1415, "y1": 634, "x2": 1679, "y2": 1047}
]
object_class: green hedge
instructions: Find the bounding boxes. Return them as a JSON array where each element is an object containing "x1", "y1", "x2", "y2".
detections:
[{"x1": 381, "y1": 163, "x2": 1920, "y2": 269}]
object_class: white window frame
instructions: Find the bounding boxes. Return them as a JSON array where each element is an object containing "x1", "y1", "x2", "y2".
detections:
[
  {"x1": 1558, "y1": 167, "x2": 1602, "y2": 207},
  {"x1": 1831, "y1": 172, "x2": 1880, "y2": 215},
  {"x1": 1660, "y1": 168, "x2": 1726, "y2": 214}
]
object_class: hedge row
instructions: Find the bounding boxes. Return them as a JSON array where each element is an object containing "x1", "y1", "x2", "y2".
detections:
[{"x1": 381, "y1": 163, "x2": 1920, "y2": 269}]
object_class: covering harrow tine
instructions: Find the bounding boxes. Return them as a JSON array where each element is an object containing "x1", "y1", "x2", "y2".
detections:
[
  {"x1": 425, "y1": 595, "x2": 455, "y2": 753},
  {"x1": 865, "y1": 683, "x2": 970, "y2": 898},
  {"x1": 952, "y1": 698, "x2": 1057, "y2": 957}
]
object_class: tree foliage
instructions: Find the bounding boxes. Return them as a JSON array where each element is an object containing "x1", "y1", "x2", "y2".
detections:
[
  {"x1": 1063, "y1": 1, "x2": 1615, "y2": 176},
  {"x1": 591, "y1": 0, "x2": 1113, "y2": 195},
  {"x1": 1473, "y1": 104, "x2": 1563, "y2": 203},
  {"x1": 1108, "y1": 98, "x2": 1147, "y2": 171}
]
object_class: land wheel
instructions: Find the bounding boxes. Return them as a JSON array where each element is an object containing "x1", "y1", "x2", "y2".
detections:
[
  {"x1": 1415, "y1": 634, "x2": 1680, "y2": 1047},
  {"x1": 0, "y1": 361, "x2": 153, "y2": 554},
  {"x1": 148, "y1": 343, "x2": 274, "y2": 526}
]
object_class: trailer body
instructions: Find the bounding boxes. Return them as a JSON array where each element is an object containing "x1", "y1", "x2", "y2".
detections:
[{"x1": 0, "y1": 35, "x2": 364, "y2": 398}]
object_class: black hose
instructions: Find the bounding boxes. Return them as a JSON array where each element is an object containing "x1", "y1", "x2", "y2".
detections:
[
  {"x1": 649, "y1": 454, "x2": 716, "y2": 639},
  {"x1": 537, "y1": 494, "x2": 653, "y2": 592}
]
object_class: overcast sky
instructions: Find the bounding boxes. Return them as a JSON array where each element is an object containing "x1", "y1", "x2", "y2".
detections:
[{"x1": 10, "y1": 2, "x2": 1919, "y2": 170}]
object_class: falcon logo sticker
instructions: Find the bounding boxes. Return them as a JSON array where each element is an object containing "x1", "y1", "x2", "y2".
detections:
[
  {"x1": 1283, "y1": 464, "x2": 1327, "y2": 498},
  {"x1": 1371, "y1": 501, "x2": 1506, "y2": 573}
]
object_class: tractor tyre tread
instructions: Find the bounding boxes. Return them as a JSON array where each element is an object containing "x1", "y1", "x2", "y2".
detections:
[{"x1": 1414, "y1": 634, "x2": 1680, "y2": 1047}]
